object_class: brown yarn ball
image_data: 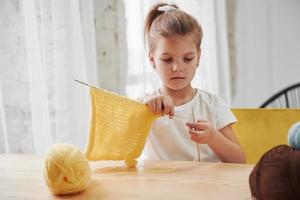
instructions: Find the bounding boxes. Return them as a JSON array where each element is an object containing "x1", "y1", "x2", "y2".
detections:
[{"x1": 249, "y1": 145, "x2": 300, "y2": 200}]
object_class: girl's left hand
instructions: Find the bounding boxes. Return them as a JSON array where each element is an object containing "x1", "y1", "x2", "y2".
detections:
[{"x1": 186, "y1": 120, "x2": 218, "y2": 144}]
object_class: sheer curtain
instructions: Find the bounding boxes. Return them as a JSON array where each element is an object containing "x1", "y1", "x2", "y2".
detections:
[
  {"x1": 0, "y1": 0, "x2": 98, "y2": 154},
  {"x1": 124, "y1": 0, "x2": 231, "y2": 103}
]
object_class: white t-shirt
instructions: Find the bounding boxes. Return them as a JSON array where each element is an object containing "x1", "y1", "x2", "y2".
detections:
[{"x1": 142, "y1": 89, "x2": 237, "y2": 162}]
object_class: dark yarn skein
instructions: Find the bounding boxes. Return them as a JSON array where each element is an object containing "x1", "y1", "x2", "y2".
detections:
[{"x1": 249, "y1": 145, "x2": 300, "y2": 200}]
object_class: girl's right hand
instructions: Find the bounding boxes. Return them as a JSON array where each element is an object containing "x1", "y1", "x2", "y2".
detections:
[{"x1": 142, "y1": 94, "x2": 174, "y2": 118}]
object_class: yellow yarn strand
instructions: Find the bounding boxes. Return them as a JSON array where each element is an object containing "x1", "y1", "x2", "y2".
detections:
[{"x1": 43, "y1": 143, "x2": 91, "y2": 195}]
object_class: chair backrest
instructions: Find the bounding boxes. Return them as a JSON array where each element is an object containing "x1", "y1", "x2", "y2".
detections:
[
  {"x1": 260, "y1": 82, "x2": 300, "y2": 108},
  {"x1": 231, "y1": 109, "x2": 300, "y2": 164}
]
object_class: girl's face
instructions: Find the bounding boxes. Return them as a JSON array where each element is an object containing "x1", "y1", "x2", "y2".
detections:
[{"x1": 149, "y1": 33, "x2": 200, "y2": 91}]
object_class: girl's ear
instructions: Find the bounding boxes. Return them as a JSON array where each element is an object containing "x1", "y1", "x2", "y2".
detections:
[
  {"x1": 197, "y1": 48, "x2": 201, "y2": 67},
  {"x1": 148, "y1": 52, "x2": 155, "y2": 68}
]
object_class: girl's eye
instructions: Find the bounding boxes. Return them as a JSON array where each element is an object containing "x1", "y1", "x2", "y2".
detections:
[
  {"x1": 184, "y1": 57, "x2": 194, "y2": 62},
  {"x1": 161, "y1": 58, "x2": 172, "y2": 63}
]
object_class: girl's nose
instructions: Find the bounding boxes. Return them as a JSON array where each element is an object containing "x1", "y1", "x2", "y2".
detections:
[{"x1": 172, "y1": 63, "x2": 183, "y2": 72}]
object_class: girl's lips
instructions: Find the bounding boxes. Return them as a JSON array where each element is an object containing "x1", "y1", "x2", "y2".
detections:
[{"x1": 171, "y1": 77, "x2": 185, "y2": 79}]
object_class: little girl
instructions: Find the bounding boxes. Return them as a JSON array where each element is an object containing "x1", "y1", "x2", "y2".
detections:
[{"x1": 141, "y1": 3, "x2": 246, "y2": 163}]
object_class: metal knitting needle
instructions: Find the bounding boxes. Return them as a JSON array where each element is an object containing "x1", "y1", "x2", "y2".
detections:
[
  {"x1": 192, "y1": 106, "x2": 201, "y2": 162},
  {"x1": 74, "y1": 79, "x2": 186, "y2": 119},
  {"x1": 74, "y1": 79, "x2": 90, "y2": 87},
  {"x1": 173, "y1": 114, "x2": 187, "y2": 119}
]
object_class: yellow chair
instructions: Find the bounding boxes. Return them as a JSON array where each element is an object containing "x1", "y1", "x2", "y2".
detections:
[{"x1": 232, "y1": 109, "x2": 300, "y2": 164}]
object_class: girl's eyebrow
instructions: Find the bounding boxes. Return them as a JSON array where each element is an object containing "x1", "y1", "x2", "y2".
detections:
[{"x1": 161, "y1": 52, "x2": 195, "y2": 56}]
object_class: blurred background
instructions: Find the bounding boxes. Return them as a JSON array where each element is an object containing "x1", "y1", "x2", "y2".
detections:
[{"x1": 0, "y1": 0, "x2": 299, "y2": 154}]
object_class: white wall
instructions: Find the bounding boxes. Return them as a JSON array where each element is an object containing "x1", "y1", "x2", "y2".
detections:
[{"x1": 232, "y1": 0, "x2": 300, "y2": 107}]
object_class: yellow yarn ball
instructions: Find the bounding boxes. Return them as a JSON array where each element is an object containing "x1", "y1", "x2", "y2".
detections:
[{"x1": 43, "y1": 143, "x2": 91, "y2": 195}]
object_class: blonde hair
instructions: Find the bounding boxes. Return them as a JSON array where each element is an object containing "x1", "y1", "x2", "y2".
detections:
[{"x1": 144, "y1": 3, "x2": 203, "y2": 52}]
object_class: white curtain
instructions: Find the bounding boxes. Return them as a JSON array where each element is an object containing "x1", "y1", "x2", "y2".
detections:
[
  {"x1": 0, "y1": 0, "x2": 231, "y2": 155},
  {"x1": 124, "y1": 0, "x2": 231, "y2": 103},
  {"x1": 0, "y1": 0, "x2": 98, "y2": 154}
]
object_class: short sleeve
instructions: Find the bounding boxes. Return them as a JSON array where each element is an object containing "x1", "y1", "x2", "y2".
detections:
[{"x1": 213, "y1": 96, "x2": 237, "y2": 130}]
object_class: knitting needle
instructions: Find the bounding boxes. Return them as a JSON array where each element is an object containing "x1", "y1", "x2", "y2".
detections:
[
  {"x1": 192, "y1": 106, "x2": 201, "y2": 162},
  {"x1": 173, "y1": 114, "x2": 187, "y2": 119},
  {"x1": 74, "y1": 79, "x2": 90, "y2": 87},
  {"x1": 74, "y1": 79, "x2": 187, "y2": 119}
]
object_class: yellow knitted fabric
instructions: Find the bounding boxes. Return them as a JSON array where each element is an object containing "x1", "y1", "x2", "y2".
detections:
[{"x1": 85, "y1": 87, "x2": 158, "y2": 167}]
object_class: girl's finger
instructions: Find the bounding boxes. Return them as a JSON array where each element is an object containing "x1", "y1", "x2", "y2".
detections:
[
  {"x1": 165, "y1": 97, "x2": 174, "y2": 118},
  {"x1": 146, "y1": 100, "x2": 155, "y2": 113},
  {"x1": 189, "y1": 129, "x2": 205, "y2": 137},
  {"x1": 154, "y1": 98, "x2": 162, "y2": 114},
  {"x1": 186, "y1": 122, "x2": 207, "y2": 130},
  {"x1": 190, "y1": 135, "x2": 206, "y2": 144},
  {"x1": 162, "y1": 98, "x2": 171, "y2": 115},
  {"x1": 168, "y1": 98, "x2": 175, "y2": 117},
  {"x1": 190, "y1": 135, "x2": 198, "y2": 142}
]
